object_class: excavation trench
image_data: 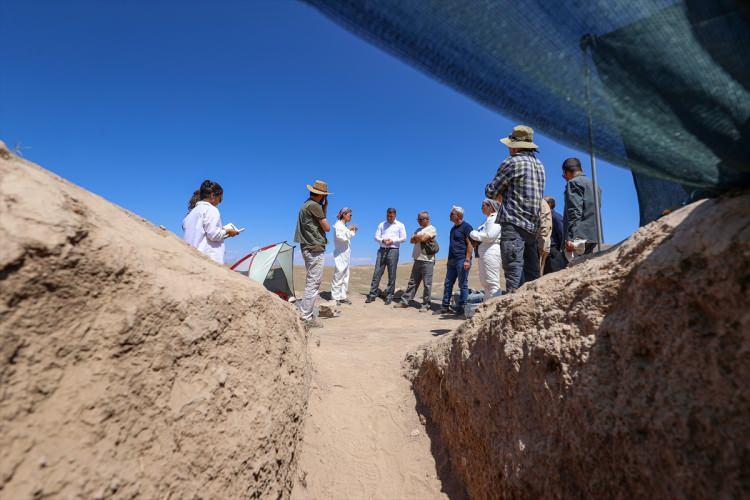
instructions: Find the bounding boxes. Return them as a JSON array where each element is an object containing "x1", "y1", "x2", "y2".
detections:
[{"x1": 290, "y1": 289, "x2": 467, "y2": 500}]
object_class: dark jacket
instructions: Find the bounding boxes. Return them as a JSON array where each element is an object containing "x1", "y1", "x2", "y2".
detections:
[
  {"x1": 550, "y1": 210, "x2": 563, "y2": 249},
  {"x1": 563, "y1": 174, "x2": 601, "y2": 243}
]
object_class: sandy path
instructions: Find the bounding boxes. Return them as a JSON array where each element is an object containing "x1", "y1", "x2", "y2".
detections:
[{"x1": 291, "y1": 293, "x2": 463, "y2": 499}]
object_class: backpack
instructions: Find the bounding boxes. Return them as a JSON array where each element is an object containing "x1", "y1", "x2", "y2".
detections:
[{"x1": 421, "y1": 238, "x2": 440, "y2": 256}]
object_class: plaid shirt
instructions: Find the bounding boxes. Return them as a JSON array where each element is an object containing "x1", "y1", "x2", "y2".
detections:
[{"x1": 485, "y1": 151, "x2": 546, "y2": 233}]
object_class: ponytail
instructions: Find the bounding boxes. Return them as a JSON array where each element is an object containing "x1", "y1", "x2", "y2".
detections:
[
  {"x1": 187, "y1": 179, "x2": 224, "y2": 212},
  {"x1": 187, "y1": 189, "x2": 201, "y2": 211}
]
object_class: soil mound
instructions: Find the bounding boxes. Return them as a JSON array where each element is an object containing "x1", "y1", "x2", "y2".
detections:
[
  {"x1": 0, "y1": 143, "x2": 310, "y2": 499},
  {"x1": 407, "y1": 193, "x2": 749, "y2": 498}
]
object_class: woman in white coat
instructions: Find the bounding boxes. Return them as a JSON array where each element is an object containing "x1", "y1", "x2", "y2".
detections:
[
  {"x1": 182, "y1": 180, "x2": 239, "y2": 264},
  {"x1": 470, "y1": 199, "x2": 502, "y2": 300},
  {"x1": 331, "y1": 207, "x2": 358, "y2": 305}
]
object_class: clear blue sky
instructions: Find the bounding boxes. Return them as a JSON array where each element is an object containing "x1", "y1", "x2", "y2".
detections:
[{"x1": 1, "y1": 0, "x2": 638, "y2": 265}]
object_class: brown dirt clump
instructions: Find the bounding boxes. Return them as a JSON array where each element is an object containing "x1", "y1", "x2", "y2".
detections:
[
  {"x1": 407, "y1": 192, "x2": 750, "y2": 498},
  {"x1": 0, "y1": 142, "x2": 310, "y2": 499}
]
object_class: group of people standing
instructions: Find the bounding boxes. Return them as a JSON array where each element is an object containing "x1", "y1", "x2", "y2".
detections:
[
  {"x1": 181, "y1": 124, "x2": 602, "y2": 330},
  {"x1": 291, "y1": 124, "x2": 601, "y2": 328}
]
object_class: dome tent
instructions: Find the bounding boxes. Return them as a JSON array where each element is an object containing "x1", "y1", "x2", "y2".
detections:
[{"x1": 231, "y1": 241, "x2": 296, "y2": 301}]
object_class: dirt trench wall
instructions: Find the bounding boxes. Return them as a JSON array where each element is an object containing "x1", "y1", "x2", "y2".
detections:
[
  {"x1": 0, "y1": 144, "x2": 310, "y2": 499},
  {"x1": 408, "y1": 193, "x2": 750, "y2": 499}
]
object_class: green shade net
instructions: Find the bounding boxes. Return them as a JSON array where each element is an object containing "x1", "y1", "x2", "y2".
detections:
[{"x1": 302, "y1": 0, "x2": 750, "y2": 223}]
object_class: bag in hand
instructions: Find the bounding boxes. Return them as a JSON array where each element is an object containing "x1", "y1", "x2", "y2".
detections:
[{"x1": 421, "y1": 238, "x2": 440, "y2": 256}]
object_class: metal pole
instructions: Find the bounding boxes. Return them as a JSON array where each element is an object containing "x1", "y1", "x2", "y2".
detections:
[{"x1": 582, "y1": 35, "x2": 604, "y2": 252}]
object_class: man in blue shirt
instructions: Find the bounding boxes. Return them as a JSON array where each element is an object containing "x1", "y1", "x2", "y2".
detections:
[{"x1": 441, "y1": 206, "x2": 473, "y2": 316}]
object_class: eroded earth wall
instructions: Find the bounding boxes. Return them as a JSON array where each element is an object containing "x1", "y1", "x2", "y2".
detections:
[
  {"x1": 409, "y1": 193, "x2": 749, "y2": 498},
  {"x1": 0, "y1": 144, "x2": 310, "y2": 499}
]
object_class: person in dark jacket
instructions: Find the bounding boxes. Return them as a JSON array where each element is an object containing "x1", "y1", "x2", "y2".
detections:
[
  {"x1": 544, "y1": 196, "x2": 563, "y2": 249},
  {"x1": 543, "y1": 196, "x2": 566, "y2": 273},
  {"x1": 562, "y1": 158, "x2": 601, "y2": 255}
]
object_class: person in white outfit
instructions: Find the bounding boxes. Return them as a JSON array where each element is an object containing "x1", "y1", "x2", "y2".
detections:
[
  {"x1": 182, "y1": 180, "x2": 240, "y2": 264},
  {"x1": 331, "y1": 207, "x2": 358, "y2": 305},
  {"x1": 470, "y1": 198, "x2": 502, "y2": 300}
]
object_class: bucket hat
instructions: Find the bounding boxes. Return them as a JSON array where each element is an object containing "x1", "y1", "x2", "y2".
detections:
[{"x1": 500, "y1": 125, "x2": 539, "y2": 150}]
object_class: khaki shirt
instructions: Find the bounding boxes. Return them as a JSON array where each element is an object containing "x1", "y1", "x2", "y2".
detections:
[
  {"x1": 536, "y1": 199, "x2": 552, "y2": 254},
  {"x1": 294, "y1": 198, "x2": 327, "y2": 252}
]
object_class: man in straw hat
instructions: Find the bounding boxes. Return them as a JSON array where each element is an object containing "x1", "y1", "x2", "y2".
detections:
[
  {"x1": 485, "y1": 125, "x2": 547, "y2": 292},
  {"x1": 294, "y1": 180, "x2": 333, "y2": 328}
]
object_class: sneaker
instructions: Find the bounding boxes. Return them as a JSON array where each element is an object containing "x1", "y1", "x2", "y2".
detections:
[
  {"x1": 384, "y1": 297, "x2": 392, "y2": 305},
  {"x1": 454, "y1": 308, "x2": 465, "y2": 317},
  {"x1": 438, "y1": 307, "x2": 450, "y2": 315},
  {"x1": 341, "y1": 298, "x2": 352, "y2": 305},
  {"x1": 365, "y1": 296, "x2": 375, "y2": 304},
  {"x1": 304, "y1": 318, "x2": 324, "y2": 329},
  {"x1": 419, "y1": 304, "x2": 430, "y2": 313},
  {"x1": 394, "y1": 302, "x2": 409, "y2": 309}
]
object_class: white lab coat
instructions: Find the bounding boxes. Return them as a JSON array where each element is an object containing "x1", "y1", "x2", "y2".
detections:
[
  {"x1": 331, "y1": 219, "x2": 356, "y2": 300},
  {"x1": 470, "y1": 212, "x2": 502, "y2": 300},
  {"x1": 182, "y1": 201, "x2": 227, "y2": 264}
]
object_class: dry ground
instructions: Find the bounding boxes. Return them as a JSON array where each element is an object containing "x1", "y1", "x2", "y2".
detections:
[{"x1": 290, "y1": 261, "x2": 493, "y2": 499}]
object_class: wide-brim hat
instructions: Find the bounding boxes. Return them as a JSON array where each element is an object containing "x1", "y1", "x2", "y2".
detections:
[
  {"x1": 306, "y1": 179, "x2": 332, "y2": 195},
  {"x1": 500, "y1": 125, "x2": 539, "y2": 149}
]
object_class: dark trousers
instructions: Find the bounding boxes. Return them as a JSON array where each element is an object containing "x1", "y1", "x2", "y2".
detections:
[
  {"x1": 544, "y1": 246, "x2": 567, "y2": 274},
  {"x1": 442, "y1": 258, "x2": 470, "y2": 310},
  {"x1": 501, "y1": 222, "x2": 540, "y2": 292},
  {"x1": 400, "y1": 260, "x2": 434, "y2": 306},
  {"x1": 368, "y1": 247, "x2": 399, "y2": 299}
]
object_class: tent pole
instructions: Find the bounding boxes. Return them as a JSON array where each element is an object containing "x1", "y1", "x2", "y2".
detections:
[{"x1": 581, "y1": 34, "x2": 604, "y2": 252}]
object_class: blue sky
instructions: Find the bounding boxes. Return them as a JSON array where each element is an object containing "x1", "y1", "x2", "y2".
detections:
[{"x1": 1, "y1": 0, "x2": 638, "y2": 265}]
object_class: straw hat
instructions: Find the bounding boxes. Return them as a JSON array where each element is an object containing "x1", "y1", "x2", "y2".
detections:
[
  {"x1": 500, "y1": 125, "x2": 539, "y2": 150},
  {"x1": 306, "y1": 179, "x2": 332, "y2": 195}
]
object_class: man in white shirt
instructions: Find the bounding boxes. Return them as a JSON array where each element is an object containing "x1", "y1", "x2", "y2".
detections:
[
  {"x1": 394, "y1": 211, "x2": 437, "y2": 312},
  {"x1": 366, "y1": 207, "x2": 407, "y2": 305}
]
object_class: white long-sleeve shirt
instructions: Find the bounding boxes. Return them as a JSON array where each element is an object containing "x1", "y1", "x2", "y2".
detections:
[
  {"x1": 470, "y1": 212, "x2": 501, "y2": 254},
  {"x1": 333, "y1": 219, "x2": 356, "y2": 255},
  {"x1": 374, "y1": 219, "x2": 407, "y2": 249},
  {"x1": 182, "y1": 201, "x2": 227, "y2": 264}
]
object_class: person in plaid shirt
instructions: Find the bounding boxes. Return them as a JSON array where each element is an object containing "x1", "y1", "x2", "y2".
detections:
[{"x1": 485, "y1": 125, "x2": 547, "y2": 292}]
